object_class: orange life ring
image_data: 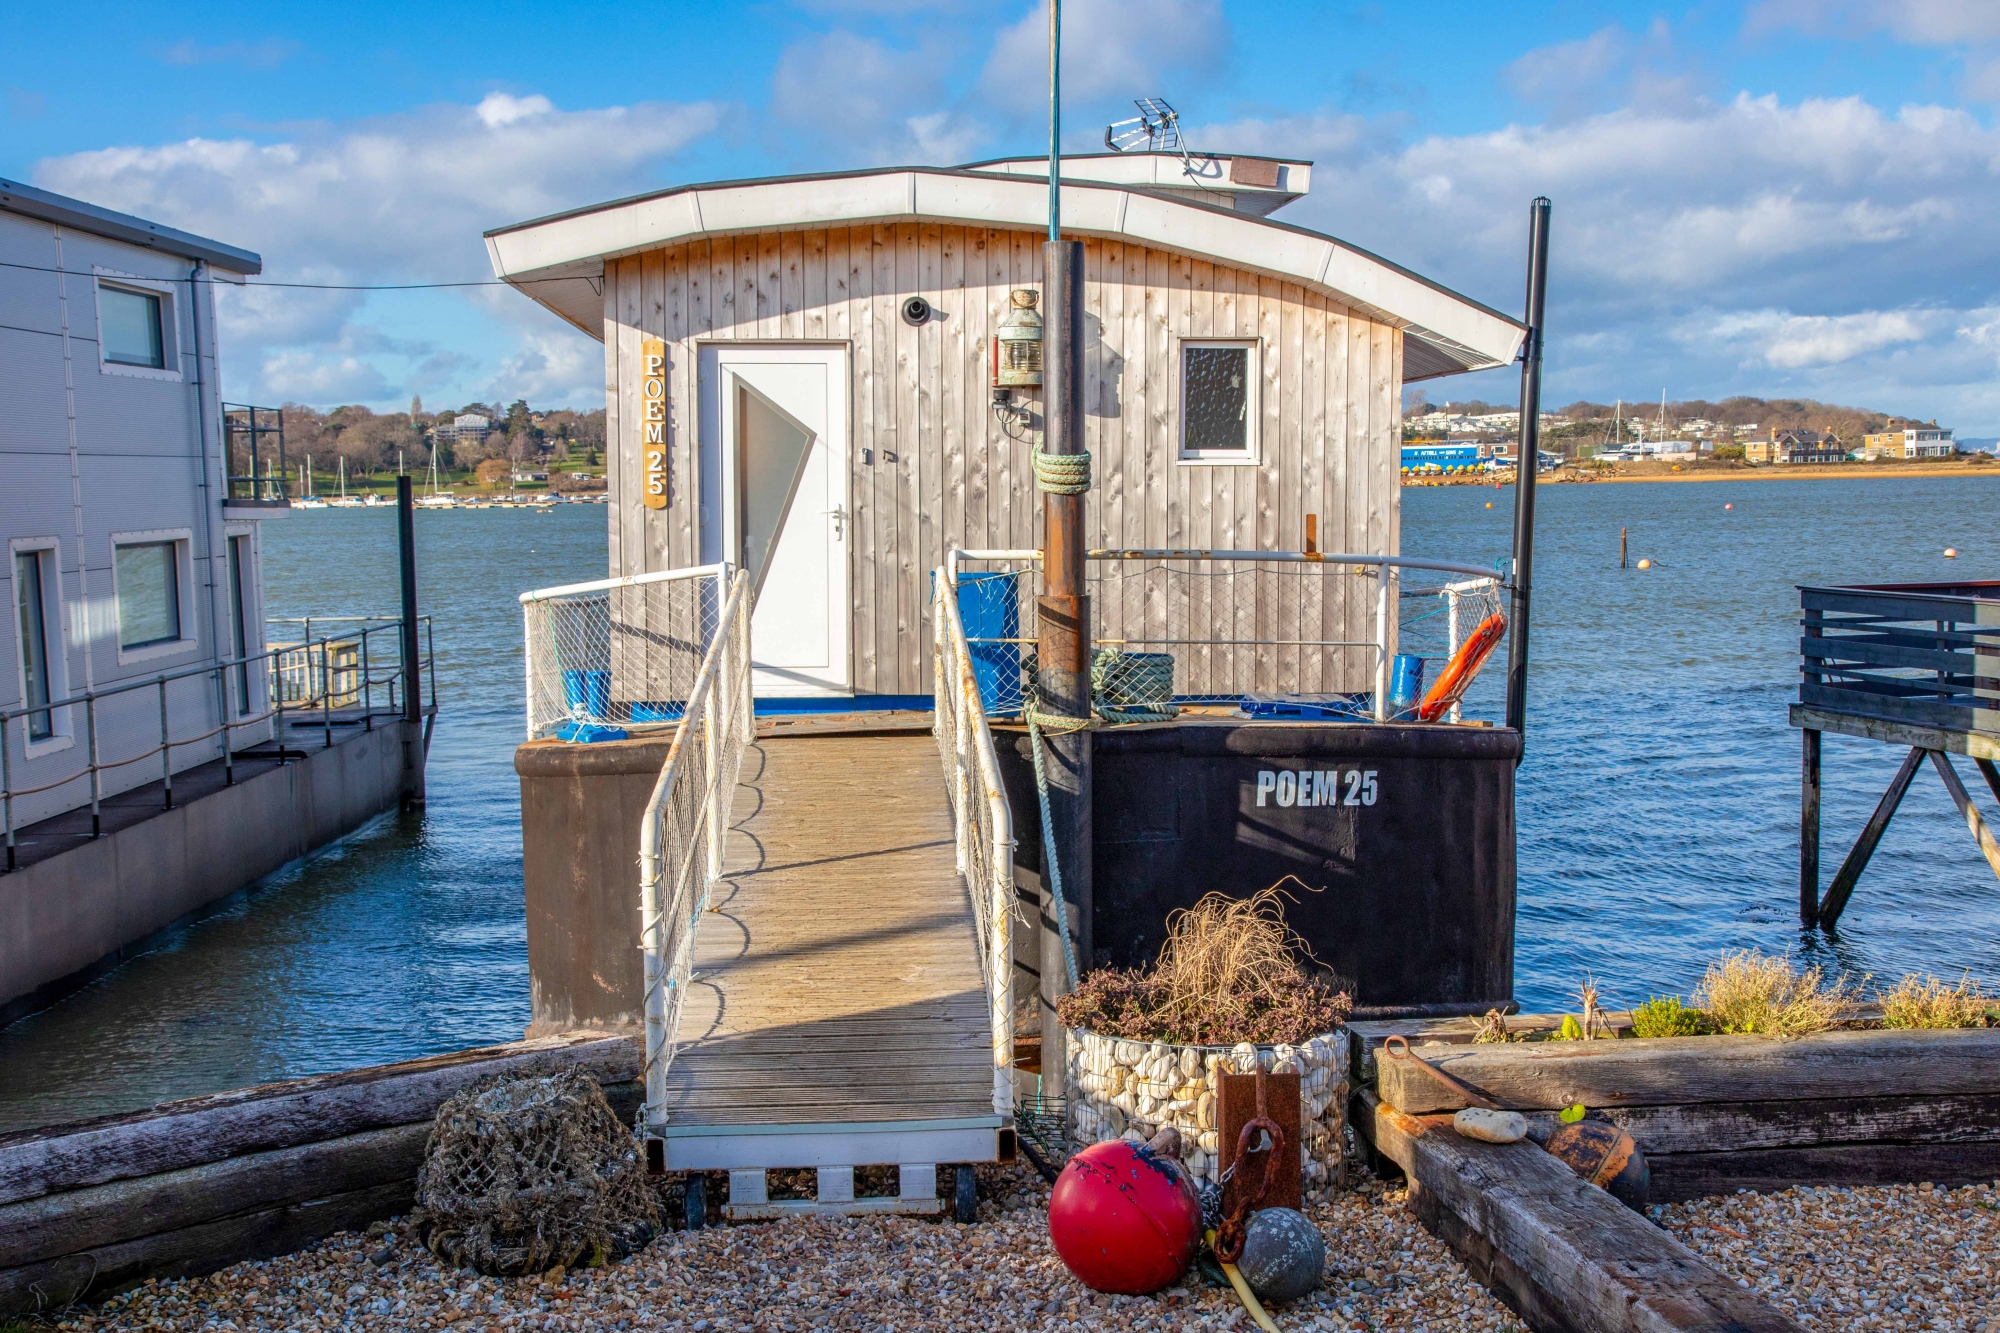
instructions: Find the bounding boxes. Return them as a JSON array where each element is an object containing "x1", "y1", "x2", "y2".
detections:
[{"x1": 1415, "y1": 611, "x2": 1508, "y2": 722}]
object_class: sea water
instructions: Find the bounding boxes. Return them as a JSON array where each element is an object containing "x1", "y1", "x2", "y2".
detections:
[{"x1": 0, "y1": 476, "x2": 1996, "y2": 1130}]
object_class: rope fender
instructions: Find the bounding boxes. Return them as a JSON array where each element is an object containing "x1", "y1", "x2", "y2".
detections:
[{"x1": 1032, "y1": 447, "x2": 1092, "y2": 495}]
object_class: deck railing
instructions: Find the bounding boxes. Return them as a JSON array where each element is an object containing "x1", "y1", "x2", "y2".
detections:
[
  {"x1": 932, "y1": 567, "x2": 1018, "y2": 1119},
  {"x1": 1, "y1": 616, "x2": 434, "y2": 871},
  {"x1": 635, "y1": 568, "x2": 754, "y2": 1135},
  {"x1": 946, "y1": 549, "x2": 1504, "y2": 722},
  {"x1": 519, "y1": 566, "x2": 732, "y2": 739},
  {"x1": 1799, "y1": 582, "x2": 2000, "y2": 739}
]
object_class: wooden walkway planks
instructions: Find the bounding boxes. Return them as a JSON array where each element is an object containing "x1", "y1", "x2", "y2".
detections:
[{"x1": 660, "y1": 733, "x2": 994, "y2": 1128}]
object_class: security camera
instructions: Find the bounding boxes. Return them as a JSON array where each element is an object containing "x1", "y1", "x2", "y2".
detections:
[{"x1": 901, "y1": 296, "x2": 934, "y2": 326}]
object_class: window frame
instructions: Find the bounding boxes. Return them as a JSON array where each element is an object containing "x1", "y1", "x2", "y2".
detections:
[
  {"x1": 9, "y1": 537, "x2": 75, "y2": 758},
  {"x1": 93, "y1": 268, "x2": 183, "y2": 383},
  {"x1": 110, "y1": 529, "x2": 200, "y2": 665},
  {"x1": 224, "y1": 522, "x2": 261, "y2": 716},
  {"x1": 1176, "y1": 339, "x2": 1263, "y2": 466}
]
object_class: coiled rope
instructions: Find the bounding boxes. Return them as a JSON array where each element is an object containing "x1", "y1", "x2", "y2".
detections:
[{"x1": 1032, "y1": 446, "x2": 1092, "y2": 495}]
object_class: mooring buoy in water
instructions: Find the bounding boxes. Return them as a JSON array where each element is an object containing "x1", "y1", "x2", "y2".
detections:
[
  {"x1": 1485, "y1": 502, "x2": 1493, "y2": 508},
  {"x1": 1636, "y1": 558, "x2": 1652, "y2": 570},
  {"x1": 1724, "y1": 503, "x2": 1733, "y2": 510},
  {"x1": 1945, "y1": 548, "x2": 1959, "y2": 558}
]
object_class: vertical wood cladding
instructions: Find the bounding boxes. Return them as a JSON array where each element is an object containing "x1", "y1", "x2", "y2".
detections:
[{"x1": 605, "y1": 225, "x2": 1403, "y2": 696}]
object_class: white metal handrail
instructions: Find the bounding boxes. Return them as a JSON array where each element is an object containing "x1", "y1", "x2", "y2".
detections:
[
  {"x1": 948, "y1": 548, "x2": 1505, "y2": 722},
  {"x1": 933, "y1": 567, "x2": 1017, "y2": 1118},
  {"x1": 519, "y1": 564, "x2": 733, "y2": 740},
  {"x1": 636, "y1": 567, "x2": 754, "y2": 1135}
]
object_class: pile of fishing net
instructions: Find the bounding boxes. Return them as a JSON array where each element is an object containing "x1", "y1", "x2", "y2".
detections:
[{"x1": 416, "y1": 1071, "x2": 658, "y2": 1275}]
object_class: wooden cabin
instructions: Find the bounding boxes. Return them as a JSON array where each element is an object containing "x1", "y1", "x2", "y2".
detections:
[{"x1": 487, "y1": 154, "x2": 1524, "y2": 702}]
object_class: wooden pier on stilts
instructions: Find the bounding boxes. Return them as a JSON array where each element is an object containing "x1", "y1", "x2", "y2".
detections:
[{"x1": 1795, "y1": 580, "x2": 2000, "y2": 929}]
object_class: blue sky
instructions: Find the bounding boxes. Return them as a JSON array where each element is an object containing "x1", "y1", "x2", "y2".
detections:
[{"x1": 10, "y1": 0, "x2": 2000, "y2": 429}]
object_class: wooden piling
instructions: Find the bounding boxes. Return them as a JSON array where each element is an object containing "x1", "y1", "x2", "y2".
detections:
[
  {"x1": 1619, "y1": 527, "x2": 1627, "y2": 569},
  {"x1": 1798, "y1": 727, "x2": 1820, "y2": 926}
]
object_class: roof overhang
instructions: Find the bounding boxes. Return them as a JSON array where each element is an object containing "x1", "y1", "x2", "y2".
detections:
[
  {"x1": 0, "y1": 177, "x2": 262, "y2": 275},
  {"x1": 484, "y1": 167, "x2": 1522, "y2": 380}
]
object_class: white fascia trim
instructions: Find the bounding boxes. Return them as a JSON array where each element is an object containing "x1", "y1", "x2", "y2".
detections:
[{"x1": 487, "y1": 171, "x2": 1524, "y2": 368}]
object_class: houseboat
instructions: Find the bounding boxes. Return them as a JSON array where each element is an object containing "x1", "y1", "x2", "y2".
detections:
[{"x1": 493, "y1": 149, "x2": 1528, "y2": 1214}]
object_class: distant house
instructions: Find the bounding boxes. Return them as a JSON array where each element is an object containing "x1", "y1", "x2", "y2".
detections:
[
  {"x1": 432, "y1": 413, "x2": 494, "y2": 447},
  {"x1": 1861, "y1": 426, "x2": 1954, "y2": 460},
  {"x1": 1771, "y1": 429, "x2": 1845, "y2": 465}
]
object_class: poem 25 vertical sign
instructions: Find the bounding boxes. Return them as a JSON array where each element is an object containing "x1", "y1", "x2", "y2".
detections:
[{"x1": 641, "y1": 338, "x2": 668, "y2": 510}]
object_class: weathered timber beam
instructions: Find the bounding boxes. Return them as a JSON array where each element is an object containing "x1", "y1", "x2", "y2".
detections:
[
  {"x1": 1361, "y1": 1091, "x2": 1804, "y2": 1333},
  {"x1": 1, "y1": 1180, "x2": 411, "y2": 1315},
  {"x1": 1817, "y1": 744, "x2": 1924, "y2": 929},
  {"x1": 1647, "y1": 1140, "x2": 2000, "y2": 1204},
  {"x1": 0, "y1": 1033, "x2": 638, "y2": 1207},
  {"x1": 1375, "y1": 1028, "x2": 2000, "y2": 1115},
  {"x1": 1517, "y1": 1090, "x2": 2000, "y2": 1157},
  {"x1": 0, "y1": 1123, "x2": 428, "y2": 1271},
  {"x1": 1979, "y1": 757, "x2": 2000, "y2": 807},
  {"x1": 1799, "y1": 727, "x2": 1821, "y2": 926},
  {"x1": 1929, "y1": 749, "x2": 2000, "y2": 885}
]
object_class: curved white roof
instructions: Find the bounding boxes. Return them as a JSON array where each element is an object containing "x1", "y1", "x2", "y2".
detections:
[{"x1": 484, "y1": 166, "x2": 1522, "y2": 380}]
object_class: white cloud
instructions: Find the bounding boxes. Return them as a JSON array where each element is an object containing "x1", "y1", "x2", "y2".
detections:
[
  {"x1": 1747, "y1": 1, "x2": 2000, "y2": 44},
  {"x1": 766, "y1": 31, "x2": 983, "y2": 166},
  {"x1": 978, "y1": 0, "x2": 1230, "y2": 119},
  {"x1": 33, "y1": 93, "x2": 725, "y2": 409},
  {"x1": 1197, "y1": 90, "x2": 2000, "y2": 427}
]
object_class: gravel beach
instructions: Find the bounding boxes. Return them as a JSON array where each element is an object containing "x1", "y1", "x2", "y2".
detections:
[
  {"x1": 56, "y1": 1166, "x2": 1524, "y2": 1333},
  {"x1": 1661, "y1": 1180, "x2": 2000, "y2": 1330}
]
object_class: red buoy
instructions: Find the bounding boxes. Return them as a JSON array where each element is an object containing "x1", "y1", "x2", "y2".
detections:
[{"x1": 1048, "y1": 1139, "x2": 1203, "y2": 1293}]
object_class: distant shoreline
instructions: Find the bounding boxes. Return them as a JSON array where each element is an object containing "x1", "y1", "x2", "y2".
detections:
[{"x1": 1403, "y1": 461, "x2": 1999, "y2": 488}]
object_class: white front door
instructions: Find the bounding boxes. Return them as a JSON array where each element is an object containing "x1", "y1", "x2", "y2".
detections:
[{"x1": 698, "y1": 345, "x2": 850, "y2": 696}]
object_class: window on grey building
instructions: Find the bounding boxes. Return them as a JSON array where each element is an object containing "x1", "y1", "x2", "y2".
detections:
[
  {"x1": 100, "y1": 285, "x2": 166, "y2": 368},
  {"x1": 1180, "y1": 342, "x2": 1258, "y2": 460},
  {"x1": 115, "y1": 541, "x2": 182, "y2": 649},
  {"x1": 14, "y1": 550, "x2": 55, "y2": 741}
]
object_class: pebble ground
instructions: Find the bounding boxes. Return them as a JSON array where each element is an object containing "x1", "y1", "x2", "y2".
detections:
[
  {"x1": 55, "y1": 1166, "x2": 1525, "y2": 1333},
  {"x1": 1661, "y1": 1180, "x2": 2000, "y2": 1330}
]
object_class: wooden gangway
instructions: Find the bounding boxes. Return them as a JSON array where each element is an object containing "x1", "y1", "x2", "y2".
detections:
[{"x1": 653, "y1": 728, "x2": 1006, "y2": 1216}]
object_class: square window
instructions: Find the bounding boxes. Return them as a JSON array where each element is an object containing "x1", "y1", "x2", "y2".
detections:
[
  {"x1": 116, "y1": 541, "x2": 182, "y2": 650},
  {"x1": 1180, "y1": 342, "x2": 1258, "y2": 461},
  {"x1": 100, "y1": 285, "x2": 165, "y2": 368}
]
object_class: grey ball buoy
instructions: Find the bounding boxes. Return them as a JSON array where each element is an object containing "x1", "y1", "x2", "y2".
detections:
[{"x1": 1236, "y1": 1208, "x2": 1324, "y2": 1303}]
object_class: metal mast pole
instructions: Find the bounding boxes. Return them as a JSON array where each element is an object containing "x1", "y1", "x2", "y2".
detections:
[
  {"x1": 1504, "y1": 198, "x2": 1551, "y2": 748},
  {"x1": 397, "y1": 475, "x2": 427, "y2": 807},
  {"x1": 1036, "y1": 0, "x2": 1091, "y2": 1102}
]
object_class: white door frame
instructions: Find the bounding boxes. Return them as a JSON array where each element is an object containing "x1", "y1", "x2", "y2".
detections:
[{"x1": 696, "y1": 343, "x2": 851, "y2": 696}]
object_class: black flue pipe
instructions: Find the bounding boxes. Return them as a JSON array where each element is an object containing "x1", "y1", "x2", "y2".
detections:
[{"x1": 1504, "y1": 198, "x2": 1551, "y2": 750}]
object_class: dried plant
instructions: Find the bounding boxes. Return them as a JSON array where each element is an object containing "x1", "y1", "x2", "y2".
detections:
[
  {"x1": 1472, "y1": 1008, "x2": 1515, "y2": 1044},
  {"x1": 1692, "y1": 949, "x2": 1852, "y2": 1037},
  {"x1": 1879, "y1": 972, "x2": 1993, "y2": 1029},
  {"x1": 1056, "y1": 884, "x2": 1350, "y2": 1045}
]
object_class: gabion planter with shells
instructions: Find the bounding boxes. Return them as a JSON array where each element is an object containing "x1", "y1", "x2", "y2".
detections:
[
  {"x1": 1066, "y1": 1030, "x2": 1350, "y2": 1191},
  {"x1": 1053, "y1": 887, "x2": 1353, "y2": 1196}
]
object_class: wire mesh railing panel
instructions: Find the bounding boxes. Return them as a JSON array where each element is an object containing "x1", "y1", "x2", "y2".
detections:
[
  {"x1": 637, "y1": 571, "x2": 753, "y2": 1133},
  {"x1": 522, "y1": 568, "x2": 726, "y2": 739},
  {"x1": 933, "y1": 570, "x2": 1017, "y2": 1118},
  {"x1": 948, "y1": 552, "x2": 1507, "y2": 723}
]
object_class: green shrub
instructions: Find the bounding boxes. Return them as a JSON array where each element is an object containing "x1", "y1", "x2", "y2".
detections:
[{"x1": 1631, "y1": 995, "x2": 1711, "y2": 1038}]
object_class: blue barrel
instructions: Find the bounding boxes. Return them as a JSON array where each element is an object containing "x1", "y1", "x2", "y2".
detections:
[
  {"x1": 1388, "y1": 654, "x2": 1427, "y2": 717},
  {"x1": 957, "y1": 572, "x2": 1022, "y2": 716},
  {"x1": 562, "y1": 669, "x2": 612, "y2": 720}
]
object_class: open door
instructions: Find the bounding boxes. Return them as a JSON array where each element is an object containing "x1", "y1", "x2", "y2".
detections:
[{"x1": 698, "y1": 346, "x2": 850, "y2": 696}]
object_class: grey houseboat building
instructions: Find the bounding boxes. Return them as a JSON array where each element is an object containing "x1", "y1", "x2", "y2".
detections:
[{"x1": 487, "y1": 155, "x2": 1526, "y2": 701}]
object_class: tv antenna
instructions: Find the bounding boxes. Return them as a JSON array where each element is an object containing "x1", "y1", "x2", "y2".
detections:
[{"x1": 1105, "y1": 98, "x2": 1182, "y2": 153}]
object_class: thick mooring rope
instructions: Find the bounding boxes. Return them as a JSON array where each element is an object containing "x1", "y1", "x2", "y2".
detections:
[{"x1": 1032, "y1": 446, "x2": 1092, "y2": 495}]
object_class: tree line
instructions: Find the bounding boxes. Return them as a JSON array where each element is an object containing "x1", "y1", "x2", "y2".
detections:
[{"x1": 269, "y1": 399, "x2": 608, "y2": 477}]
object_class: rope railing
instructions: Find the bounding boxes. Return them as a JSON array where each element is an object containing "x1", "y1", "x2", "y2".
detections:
[
  {"x1": 933, "y1": 568, "x2": 1019, "y2": 1119},
  {"x1": 0, "y1": 617, "x2": 435, "y2": 870},
  {"x1": 635, "y1": 567, "x2": 753, "y2": 1135}
]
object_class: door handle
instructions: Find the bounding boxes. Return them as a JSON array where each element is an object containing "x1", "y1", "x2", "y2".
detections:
[{"x1": 825, "y1": 504, "x2": 846, "y2": 539}]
